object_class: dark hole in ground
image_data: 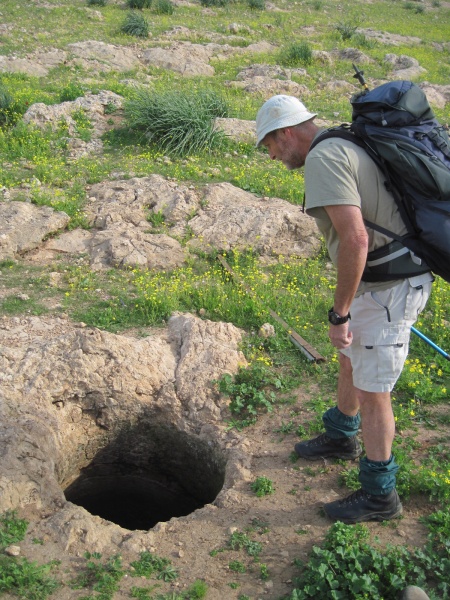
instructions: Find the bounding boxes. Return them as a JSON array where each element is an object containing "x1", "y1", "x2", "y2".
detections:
[{"x1": 64, "y1": 422, "x2": 226, "y2": 530}]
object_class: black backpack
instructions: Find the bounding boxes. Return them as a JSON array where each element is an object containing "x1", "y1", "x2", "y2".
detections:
[{"x1": 309, "y1": 79, "x2": 450, "y2": 283}]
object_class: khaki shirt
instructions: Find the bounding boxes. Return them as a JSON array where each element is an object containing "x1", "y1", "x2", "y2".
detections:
[{"x1": 305, "y1": 132, "x2": 419, "y2": 295}]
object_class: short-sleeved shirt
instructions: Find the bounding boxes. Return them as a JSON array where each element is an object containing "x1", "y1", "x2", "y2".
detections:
[{"x1": 305, "y1": 132, "x2": 414, "y2": 295}]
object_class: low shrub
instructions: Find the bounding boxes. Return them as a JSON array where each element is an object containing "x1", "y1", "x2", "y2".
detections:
[
  {"x1": 59, "y1": 82, "x2": 85, "y2": 102},
  {"x1": 278, "y1": 41, "x2": 313, "y2": 67},
  {"x1": 152, "y1": 0, "x2": 174, "y2": 14},
  {"x1": 199, "y1": 0, "x2": 230, "y2": 7},
  {"x1": 121, "y1": 11, "x2": 150, "y2": 37},
  {"x1": 247, "y1": 0, "x2": 265, "y2": 10},
  {"x1": 335, "y1": 19, "x2": 359, "y2": 40},
  {"x1": 125, "y1": 89, "x2": 228, "y2": 156},
  {"x1": 126, "y1": 0, "x2": 152, "y2": 7},
  {"x1": 0, "y1": 84, "x2": 14, "y2": 126}
]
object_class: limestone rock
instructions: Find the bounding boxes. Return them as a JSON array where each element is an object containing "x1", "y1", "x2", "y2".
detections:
[
  {"x1": 228, "y1": 64, "x2": 309, "y2": 99},
  {"x1": 0, "y1": 201, "x2": 70, "y2": 260},
  {"x1": 384, "y1": 53, "x2": 426, "y2": 79},
  {"x1": 187, "y1": 182, "x2": 320, "y2": 258},
  {"x1": 31, "y1": 176, "x2": 321, "y2": 268},
  {"x1": 141, "y1": 43, "x2": 215, "y2": 77},
  {"x1": 214, "y1": 117, "x2": 256, "y2": 144},
  {"x1": 0, "y1": 312, "x2": 247, "y2": 525},
  {"x1": 169, "y1": 313, "x2": 247, "y2": 419},
  {"x1": 67, "y1": 41, "x2": 141, "y2": 72},
  {"x1": 23, "y1": 91, "x2": 123, "y2": 138},
  {"x1": 338, "y1": 48, "x2": 373, "y2": 64}
]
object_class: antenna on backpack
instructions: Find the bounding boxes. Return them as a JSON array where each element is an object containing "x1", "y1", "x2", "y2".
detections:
[{"x1": 352, "y1": 63, "x2": 369, "y2": 91}]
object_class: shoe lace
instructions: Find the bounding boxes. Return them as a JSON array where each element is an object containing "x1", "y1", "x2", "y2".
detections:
[
  {"x1": 310, "y1": 433, "x2": 331, "y2": 446},
  {"x1": 339, "y1": 489, "x2": 370, "y2": 506}
]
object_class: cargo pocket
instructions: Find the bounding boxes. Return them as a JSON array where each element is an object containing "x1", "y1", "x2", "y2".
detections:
[
  {"x1": 404, "y1": 283, "x2": 429, "y2": 322},
  {"x1": 359, "y1": 326, "x2": 411, "y2": 389}
]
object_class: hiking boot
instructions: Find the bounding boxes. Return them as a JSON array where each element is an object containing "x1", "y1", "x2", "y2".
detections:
[
  {"x1": 324, "y1": 488, "x2": 402, "y2": 524},
  {"x1": 294, "y1": 433, "x2": 362, "y2": 461},
  {"x1": 399, "y1": 587, "x2": 431, "y2": 600}
]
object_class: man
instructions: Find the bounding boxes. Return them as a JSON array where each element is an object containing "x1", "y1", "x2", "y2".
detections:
[{"x1": 255, "y1": 95, "x2": 433, "y2": 524}]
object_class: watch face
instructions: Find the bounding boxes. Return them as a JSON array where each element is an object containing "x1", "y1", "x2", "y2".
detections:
[{"x1": 328, "y1": 310, "x2": 348, "y2": 325}]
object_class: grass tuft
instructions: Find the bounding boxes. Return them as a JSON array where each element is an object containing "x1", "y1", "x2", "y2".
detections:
[
  {"x1": 126, "y1": 0, "x2": 152, "y2": 7},
  {"x1": 152, "y1": 0, "x2": 174, "y2": 14},
  {"x1": 125, "y1": 89, "x2": 229, "y2": 156},
  {"x1": 278, "y1": 42, "x2": 313, "y2": 67},
  {"x1": 120, "y1": 11, "x2": 150, "y2": 37}
]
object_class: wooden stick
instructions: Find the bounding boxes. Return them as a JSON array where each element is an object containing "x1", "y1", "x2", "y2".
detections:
[{"x1": 217, "y1": 255, "x2": 326, "y2": 363}]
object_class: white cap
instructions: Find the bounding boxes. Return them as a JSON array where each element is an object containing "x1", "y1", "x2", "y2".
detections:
[{"x1": 255, "y1": 95, "x2": 317, "y2": 146}]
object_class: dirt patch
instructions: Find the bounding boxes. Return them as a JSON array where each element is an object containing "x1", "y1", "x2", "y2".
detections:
[{"x1": 2, "y1": 364, "x2": 443, "y2": 600}]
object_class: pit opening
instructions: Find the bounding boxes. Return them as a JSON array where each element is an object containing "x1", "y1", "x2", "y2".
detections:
[{"x1": 64, "y1": 423, "x2": 226, "y2": 530}]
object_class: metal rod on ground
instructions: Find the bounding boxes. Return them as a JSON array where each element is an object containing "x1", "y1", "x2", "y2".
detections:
[
  {"x1": 217, "y1": 255, "x2": 326, "y2": 363},
  {"x1": 411, "y1": 326, "x2": 450, "y2": 361}
]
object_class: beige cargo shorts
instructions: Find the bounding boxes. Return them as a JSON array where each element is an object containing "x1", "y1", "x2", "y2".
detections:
[{"x1": 340, "y1": 278, "x2": 432, "y2": 393}]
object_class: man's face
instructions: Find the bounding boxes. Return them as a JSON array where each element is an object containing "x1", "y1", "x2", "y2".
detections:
[{"x1": 262, "y1": 128, "x2": 306, "y2": 170}]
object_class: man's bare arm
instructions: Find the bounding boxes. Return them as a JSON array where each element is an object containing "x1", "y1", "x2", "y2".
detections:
[{"x1": 324, "y1": 204, "x2": 368, "y2": 348}]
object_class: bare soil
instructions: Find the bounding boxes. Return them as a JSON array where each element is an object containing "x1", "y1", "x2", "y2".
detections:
[{"x1": 3, "y1": 369, "x2": 444, "y2": 600}]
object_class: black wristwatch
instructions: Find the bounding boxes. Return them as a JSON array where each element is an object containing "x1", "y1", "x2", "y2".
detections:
[{"x1": 328, "y1": 307, "x2": 351, "y2": 325}]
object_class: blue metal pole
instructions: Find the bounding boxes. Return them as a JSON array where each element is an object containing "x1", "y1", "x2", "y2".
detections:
[{"x1": 411, "y1": 326, "x2": 450, "y2": 361}]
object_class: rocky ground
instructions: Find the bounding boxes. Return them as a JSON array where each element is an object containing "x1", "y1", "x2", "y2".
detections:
[{"x1": 1, "y1": 0, "x2": 449, "y2": 597}]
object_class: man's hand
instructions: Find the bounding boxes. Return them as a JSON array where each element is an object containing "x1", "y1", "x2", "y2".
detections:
[{"x1": 328, "y1": 322, "x2": 353, "y2": 349}]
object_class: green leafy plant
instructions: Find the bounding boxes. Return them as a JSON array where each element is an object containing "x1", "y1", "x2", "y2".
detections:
[
  {"x1": 147, "y1": 209, "x2": 166, "y2": 228},
  {"x1": 217, "y1": 362, "x2": 282, "y2": 418},
  {"x1": 131, "y1": 587, "x2": 159, "y2": 599},
  {"x1": 259, "y1": 563, "x2": 269, "y2": 580},
  {"x1": 130, "y1": 551, "x2": 171, "y2": 578},
  {"x1": 72, "y1": 109, "x2": 93, "y2": 142},
  {"x1": 0, "y1": 511, "x2": 28, "y2": 548},
  {"x1": 334, "y1": 19, "x2": 359, "y2": 40},
  {"x1": 157, "y1": 565, "x2": 178, "y2": 582},
  {"x1": 87, "y1": 0, "x2": 107, "y2": 6},
  {"x1": 59, "y1": 82, "x2": 85, "y2": 102},
  {"x1": 229, "y1": 560, "x2": 246, "y2": 573},
  {"x1": 69, "y1": 552, "x2": 124, "y2": 599},
  {"x1": 251, "y1": 476, "x2": 275, "y2": 497},
  {"x1": 278, "y1": 42, "x2": 313, "y2": 67},
  {"x1": 121, "y1": 11, "x2": 150, "y2": 37},
  {"x1": 404, "y1": 1, "x2": 425, "y2": 11},
  {"x1": 229, "y1": 531, "x2": 263, "y2": 558},
  {"x1": 249, "y1": 517, "x2": 270, "y2": 534},
  {"x1": 0, "y1": 555, "x2": 60, "y2": 600},
  {"x1": 136, "y1": 579, "x2": 207, "y2": 599},
  {"x1": 289, "y1": 520, "x2": 446, "y2": 599}
]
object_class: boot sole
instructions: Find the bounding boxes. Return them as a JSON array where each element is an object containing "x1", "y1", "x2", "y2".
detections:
[
  {"x1": 324, "y1": 505, "x2": 403, "y2": 524},
  {"x1": 295, "y1": 448, "x2": 362, "y2": 461}
]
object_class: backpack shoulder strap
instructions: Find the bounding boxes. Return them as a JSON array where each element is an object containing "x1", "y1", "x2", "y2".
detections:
[
  {"x1": 307, "y1": 125, "x2": 415, "y2": 233},
  {"x1": 308, "y1": 125, "x2": 382, "y2": 165}
]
